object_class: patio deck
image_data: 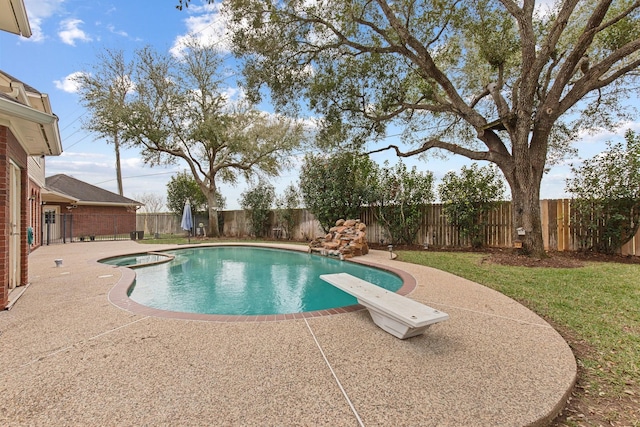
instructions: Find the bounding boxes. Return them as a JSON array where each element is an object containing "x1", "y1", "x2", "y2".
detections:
[{"x1": 0, "y1": 241, "x2": 576, "y2": 426}]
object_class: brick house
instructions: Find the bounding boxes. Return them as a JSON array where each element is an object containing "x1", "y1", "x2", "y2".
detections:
[
  {"x1": 43, "y1": 174, "x2": 142, "y2": 242},
  {"x1": 1, "y1": 1, "x2": 63, "y2": 309}
]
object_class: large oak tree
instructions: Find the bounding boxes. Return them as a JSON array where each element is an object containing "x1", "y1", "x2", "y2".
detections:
[{"x1": 213, "y1": 0, "x2": 640, "y2": 255}]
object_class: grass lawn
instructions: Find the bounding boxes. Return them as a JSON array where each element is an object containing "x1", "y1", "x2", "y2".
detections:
[{"x1": 397, "y1": 250, "x2": 640, "y2": 426}]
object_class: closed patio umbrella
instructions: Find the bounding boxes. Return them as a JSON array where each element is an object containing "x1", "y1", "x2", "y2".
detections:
[{"x1": 181, "y1": 200, "x2": 193, "y2": 243}]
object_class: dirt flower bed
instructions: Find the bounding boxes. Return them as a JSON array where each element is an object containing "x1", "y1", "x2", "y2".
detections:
[{"x1": 372, "y1": 243, "x2": 640, "y2": 268}]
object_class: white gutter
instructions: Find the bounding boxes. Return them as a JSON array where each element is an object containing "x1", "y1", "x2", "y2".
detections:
[
  {"x1": 0, "y1": 96, "x2": 57, "y2": 124},
  {"x1": 40, "y1": 188, "x2": 79, "y2": 204},
  {"x1": 77, "y1": 201, "x2": 143, "y2": 208},
  {"x1": 0, "y1": 96, "x2": 63, "y2": 155},
  {"x1": 9, "y1": 0, "x2": 32, "y2": 38}
]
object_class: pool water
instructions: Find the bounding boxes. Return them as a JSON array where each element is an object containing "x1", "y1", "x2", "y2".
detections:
[
  {"x1": 102, "y1": 252, "x2": 173, "y2": 267},
  {"x1": 126, "y1": 246, "x2": 403, "y2": 315}
]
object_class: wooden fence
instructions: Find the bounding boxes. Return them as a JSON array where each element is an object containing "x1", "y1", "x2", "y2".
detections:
[{"x1": 136, "y1": 199, "x2": 640, "y2": 256}]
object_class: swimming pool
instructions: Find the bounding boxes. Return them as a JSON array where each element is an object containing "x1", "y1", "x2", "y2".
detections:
[
  {"x1": 101, "y1": 252, "x2": 174, "y2": 268},
  {"x1": 122, "y1": 246, "x2": 403, "y2": 316}
]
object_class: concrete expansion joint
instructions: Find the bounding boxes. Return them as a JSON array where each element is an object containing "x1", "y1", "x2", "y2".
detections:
[
  {"x1": 432, "y1": 302, "x2": 555, "y2": 329},
  {"x1": 2, "y1": 316, "x2": 150, "y2": 378},
  {"x1": 304, "y1": 318, "x2": 365, "y2": 427}
]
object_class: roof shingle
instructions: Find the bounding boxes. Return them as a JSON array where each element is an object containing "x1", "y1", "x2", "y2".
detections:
[{"x1": 45, "y1": 174, "x2": 141, "y2": 205}]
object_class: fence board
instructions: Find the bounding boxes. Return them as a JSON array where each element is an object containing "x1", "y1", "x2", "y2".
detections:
[{"x1": 132, "y1": 200, "x2": 639, "y2": 256}]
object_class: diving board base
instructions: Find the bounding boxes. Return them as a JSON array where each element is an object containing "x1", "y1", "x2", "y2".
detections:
[
  {"x1": 365, "y1": 305, "x2": 432, "y2": 339},
  {"x1": 320, "y1": 272, "x2": 449, "y2": 339}
]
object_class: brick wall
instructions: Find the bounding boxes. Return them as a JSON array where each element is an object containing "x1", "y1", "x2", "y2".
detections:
[
  {"x1": 1, "y1": 125, "x2": 29, "y2": 309},
  {"x1": 0, "y1": 126, "x2": 8, "y2": 308},
  {"x1": 54, "y1": 203, "x2": 137, "y2": 237}
]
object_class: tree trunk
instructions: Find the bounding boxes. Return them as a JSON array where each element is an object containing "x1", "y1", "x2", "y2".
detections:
[
  {"x1": 207, "y1": 190, "x2": 220, "y2": 237},
  {"x1": 510, "y1": 178, "x2": 545, "y2": 257},
  {"x1": 114, "y1": 132, "x2": 123, "y2": 196}
]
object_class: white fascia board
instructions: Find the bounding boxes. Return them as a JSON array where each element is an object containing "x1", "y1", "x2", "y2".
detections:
[{"x1": 0, "y1": 96, "x2": 63, "y2": 155}]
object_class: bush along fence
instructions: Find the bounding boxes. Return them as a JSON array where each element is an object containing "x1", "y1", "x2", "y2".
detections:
[{"x1": 134, "y1": 199, "x2": 639, "y2": 256}]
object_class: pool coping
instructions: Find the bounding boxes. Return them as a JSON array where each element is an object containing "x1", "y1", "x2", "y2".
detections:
[{"x1": 106, "y1": 244, "x2": 417, "y2": 322}]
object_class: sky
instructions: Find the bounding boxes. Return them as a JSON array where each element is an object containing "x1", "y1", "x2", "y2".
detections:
[{"x1": 1, "y1": 0, "x2": 638, "y2": 211}]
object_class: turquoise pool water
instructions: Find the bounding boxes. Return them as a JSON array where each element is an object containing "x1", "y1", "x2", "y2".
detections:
[
  {"x1": 125, "y1": 246, "x2": 402, "y2": 315},
  {"x1": 102, "y1": 252, "x2": 172, "y2": 267}
]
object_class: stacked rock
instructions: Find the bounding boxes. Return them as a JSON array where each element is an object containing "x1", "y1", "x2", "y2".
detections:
[{"x1": 309, "y1": 219, "x2": 369, "y2": 258}]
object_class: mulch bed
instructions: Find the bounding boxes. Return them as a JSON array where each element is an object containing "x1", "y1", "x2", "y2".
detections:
[{"x1": 371, "y1": 243, "x2": 640, "y2": 268}]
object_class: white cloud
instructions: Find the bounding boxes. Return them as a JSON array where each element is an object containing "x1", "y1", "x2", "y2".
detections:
[
  {"x1": 53, "y1": 71, "x2": 85, "y2": 93},
  {"x1": 106, "y1": 24, "x2": 128, "y2": 37},
  {"x1": 23, "y1": 0, "x2": 65, "y2": 42},
  {"x1": 575, "y1": 120, "x2": 640, "y2": 145},
  {"x1": 58, "y1": 18, "x2": 92, "y2": 46},
  {"x1": 170, "y1": 3, "x2": 231, "y2": 57}
]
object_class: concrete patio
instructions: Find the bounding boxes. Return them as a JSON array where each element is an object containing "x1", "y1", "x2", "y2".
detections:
[{"x1": 1, "y1": 241, "x2": 576, "y2": 426}]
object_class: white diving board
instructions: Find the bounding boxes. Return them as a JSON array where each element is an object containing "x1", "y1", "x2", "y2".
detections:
[{"x1": 320, "y1": 273, "x2": 449, "y2": 339}]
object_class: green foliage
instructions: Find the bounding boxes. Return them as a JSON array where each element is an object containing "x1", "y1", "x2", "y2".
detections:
[
  {"x1": 240, "y1": 181, "x2": 275, "y2": 238},
  {"x1": 464, "y1": 0, "x2": 520, "y2": 70},
  {"x1": 372, "y1": 161, "x2": 434, "y2": 245},
  {"x1": 566, "y1": 130, "x2": 640, "y2": 254},
  {"x1": 275, "y1": 184, "x2": 300, "y2": 240},
  {"x1": 74, "y1": 48, "x2": 134, "y2": 195},
  {"x1": 438, "y1": 164, "x2": 505, "y2": 248},
  {"x1": 89, "y1": 39, "x2": 305, "y2": 237},
  {"x1": 224, "y1": 0, "x2": 640, "y2": 256},
  {"x1": 299, "y1": 152, "x2": 376, "y2": 233},
  {"x1": 166, "y1": 171, "x2": 221, "y2": 216}
]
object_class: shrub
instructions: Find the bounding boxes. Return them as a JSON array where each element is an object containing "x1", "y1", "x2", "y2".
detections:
[
  {"x1": 566, "y1": 130, "x2": 640, "y2": 254},
  {"x1": 240, "y1": 181, "x2": 275, "y2": 238},
  {"x1": 438, "y1": 164, "x2": 505, "y2": 248},
  {"x1": 372, "y1": 161, "x2": 434, "y2": 245}
]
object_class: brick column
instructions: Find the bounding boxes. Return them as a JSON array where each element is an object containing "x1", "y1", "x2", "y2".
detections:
[
  {"x1": 20, "y1": 164, "x2": 29, "y2": 286},
  {"x1": 0, "y1": 126, "x2": 8, "y2": 308}
]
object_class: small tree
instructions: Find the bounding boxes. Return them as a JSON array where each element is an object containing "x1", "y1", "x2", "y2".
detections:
[
  {"x1": 372, "y1": 161, "x2": 434, "y2": 245},
  {"x1": 299, "y1": 151, "x2": 376, "y2": 232},
  {"x1": 438, "y1": 164, "x2": 505, "y2": 248},
  {"x1": 275, "y1": 184, "x2": 300, "y2": 240},
  {"x1": 566, "y1": 130, "x2": 640, "y2": 254},
  {"x1": 240, "y1": 181, "x2": 275, "y2": 238},
  {"x1": 134, "y1": 192, "x2": 165, "y2": 237},
  {"x1": 94, "y1": 39, "x2": 306, "y2": 237},
  {"x1": 166, "y1": 171, "x2": 225, "y2": 216},
  {"x1": 74, "y1": 49, "x2": 133, "y2": 196},
  {"x1": 135, "y1": 193, "x2": 165, "y2": 214}
]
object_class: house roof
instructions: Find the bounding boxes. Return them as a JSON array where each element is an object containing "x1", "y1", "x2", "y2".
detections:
[
  {"x1": 0, "y1": 0, "x2": 31, "y2": 37},
  {"x1": 45, "y1": 174, "x2": 142, "y2": 207},
  {"x1": 0, "y1": 69, "x2": 62, "y2": 156}
]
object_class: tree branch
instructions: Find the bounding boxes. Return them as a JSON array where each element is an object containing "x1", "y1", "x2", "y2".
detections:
[
  {"x1": 367, "y1": 137, "x2": 508, "y2": 165},
  {"x1": 374, "y1": 0, "x2": 487, "y2": 129}
]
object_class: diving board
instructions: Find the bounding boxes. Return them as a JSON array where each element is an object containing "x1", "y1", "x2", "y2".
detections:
[{"x1": 320, "y1": 273, "x2": 449, "y2": 339}]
